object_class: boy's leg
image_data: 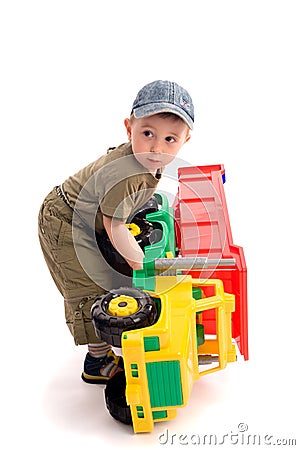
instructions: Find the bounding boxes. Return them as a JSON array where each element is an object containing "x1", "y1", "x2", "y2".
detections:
[
  {"x1": 64, "y1": 296, "x2": 123, "y2": 384},
  {"x1": 82, "y1": 343, "x2": 123, "y2": 384},
  {"x1": 38, "y1": 189, "x2": 123, "y2": 382},
  {"x1": 63, "y1": 295, "x2": 101, "y2": 345}
]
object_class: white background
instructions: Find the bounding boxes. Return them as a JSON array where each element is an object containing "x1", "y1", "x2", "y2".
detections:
[{"x1": 1, "y1": 1, "x2": 299, "y2": 448}]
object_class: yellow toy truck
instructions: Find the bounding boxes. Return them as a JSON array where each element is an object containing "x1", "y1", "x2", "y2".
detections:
[{"x1": 92, "y1": 164, "x2": 248, "y2": 433}]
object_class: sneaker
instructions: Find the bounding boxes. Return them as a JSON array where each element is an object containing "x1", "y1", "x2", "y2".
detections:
[{"x1": 81, "y1": 350, "x2": 124, "y2": 384}]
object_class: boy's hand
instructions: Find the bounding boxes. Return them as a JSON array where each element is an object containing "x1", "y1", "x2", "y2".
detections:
[{"x1": 102, "y1": 215, "x2": 144, "y2": 271}]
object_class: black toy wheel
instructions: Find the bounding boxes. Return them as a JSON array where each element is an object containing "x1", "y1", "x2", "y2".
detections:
[
  {"x1": 127, "y1": 196, "x2": 159, "y2": 221},
  {"x1": 91, "y1": 287, "x2": 158, "y2": 347},
  {"x1": 96, "y1": 217, "x2": 155, "y2": 277},
  {"x1": 127, "y1": 216, "x2": 155, "y2": 249},
  {"x1": 105, "y1": 370, "x2": 132, "y2": 425}
]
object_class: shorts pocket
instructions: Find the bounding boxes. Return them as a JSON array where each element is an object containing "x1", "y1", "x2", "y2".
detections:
[
  {"x1": 55, "y1": 220, "x2": 75, "y2": 263},
  {"x1": 64, "y1": 296, "x2": 100, "y2": 345}
]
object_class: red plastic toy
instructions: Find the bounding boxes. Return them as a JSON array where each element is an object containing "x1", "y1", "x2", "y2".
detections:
[{"x1": 173, "y1": 164, "x2": 248, "y2": 360}]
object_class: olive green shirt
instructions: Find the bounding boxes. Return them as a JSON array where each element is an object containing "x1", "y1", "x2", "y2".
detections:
[{"x1": 62, "y1": 142, "x2": 160, "y2": 233}]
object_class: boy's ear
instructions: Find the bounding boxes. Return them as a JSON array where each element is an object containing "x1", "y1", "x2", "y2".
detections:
[
  {"x1": 124, "y1": 118, "x2": 132, "y2": 140},
  {"x1": 185, "y1": 133, "x2": 191, "y2": 144}
]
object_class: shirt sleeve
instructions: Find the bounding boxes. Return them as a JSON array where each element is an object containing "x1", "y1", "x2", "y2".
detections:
[{"x1": 99, "y1": 177, "x2": 140, "y2": 221}]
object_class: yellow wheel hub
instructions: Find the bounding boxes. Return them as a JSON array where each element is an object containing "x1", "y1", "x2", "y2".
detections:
[
  {"x1": 108, "y1": 295, "x2": 139, "y2": 316},
  {"x1": 125, "y1": 222, "x2": 141, "y2": 237}
]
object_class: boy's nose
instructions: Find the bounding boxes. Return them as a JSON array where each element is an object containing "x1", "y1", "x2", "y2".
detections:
[{"x1": 150, "y1": 142, "x2": 161, "y2": 153}]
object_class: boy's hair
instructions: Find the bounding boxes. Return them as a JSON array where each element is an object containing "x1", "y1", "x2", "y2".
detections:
[{"x1": 154, "y1": 112, "x2": 185, "y2": 122}]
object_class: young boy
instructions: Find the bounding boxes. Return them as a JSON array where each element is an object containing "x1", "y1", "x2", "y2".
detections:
[{"x1": 38, "y1": 80, "x2": 194, "y2": 383}]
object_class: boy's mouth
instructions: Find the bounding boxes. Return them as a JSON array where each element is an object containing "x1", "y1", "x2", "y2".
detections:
[{"x1": 147, "y1": 157, "x2": 161, "y2": 163}]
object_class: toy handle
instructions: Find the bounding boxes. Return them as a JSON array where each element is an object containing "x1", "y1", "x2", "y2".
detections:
[{"x1": 154, "y1": 257, "x2": 236, "y2": 270}]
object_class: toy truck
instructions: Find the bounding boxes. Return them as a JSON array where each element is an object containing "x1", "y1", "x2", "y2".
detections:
[{"x1": 92, "y1": 164, "x2": 248, "y2": 433}]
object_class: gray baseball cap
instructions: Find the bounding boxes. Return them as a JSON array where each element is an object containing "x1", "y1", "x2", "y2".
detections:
[{"x1": 131, "y1": 80, "x2": 194, "y2": 130}]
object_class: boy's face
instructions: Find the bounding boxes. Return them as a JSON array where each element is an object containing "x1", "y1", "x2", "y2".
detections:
[{"x1": 124, "y1": 114, "x2": 191, "y2": 173}]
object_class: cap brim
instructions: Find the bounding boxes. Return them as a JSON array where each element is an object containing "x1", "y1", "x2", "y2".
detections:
[{"x1": 133, "y1": 102, "x2": 194, "y2": 130}]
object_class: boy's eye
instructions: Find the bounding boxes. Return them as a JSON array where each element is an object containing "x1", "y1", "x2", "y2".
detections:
[
  {"x1": 165, "y1": 136, "x2": 175, "y2": 143},
  {"x1": 143, "y1": 130, "x2": 153, "y2": 137}
]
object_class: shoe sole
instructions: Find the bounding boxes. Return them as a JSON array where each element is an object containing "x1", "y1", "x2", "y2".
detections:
[{"x1": 81, "y1": 372, "x2": 109, "y2": 385}]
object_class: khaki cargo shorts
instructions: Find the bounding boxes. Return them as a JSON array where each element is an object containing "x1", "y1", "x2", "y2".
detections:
[{"x1": 38, "y1": 188, "x2": 105, "y2": 345}]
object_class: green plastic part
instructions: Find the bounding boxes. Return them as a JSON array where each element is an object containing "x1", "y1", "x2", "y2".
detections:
[
  {"x1": 131, "y1": 363, "x2": 139, "y2": 377},
  {"x1": 133, "y1": 192, "x2": 176, "y2": 292},
  {"x1": 196, "y1": 323, "x2": 205, "y2": 346},
  {"x1": 146, "y1": 360, "x2": 183, "y2": 408},
  {"x1": 144, "y1": 336, "x2": 160, "y2": 352},
  {"x1": 152, "y1": 410, "x2": 167, "y2": 419},
  {"x1": 192, "y1": 286, "x2": 203, "y2": 300},
  {"x1": 136, "y1": 406, "x2": 144, "y2": 418}
]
